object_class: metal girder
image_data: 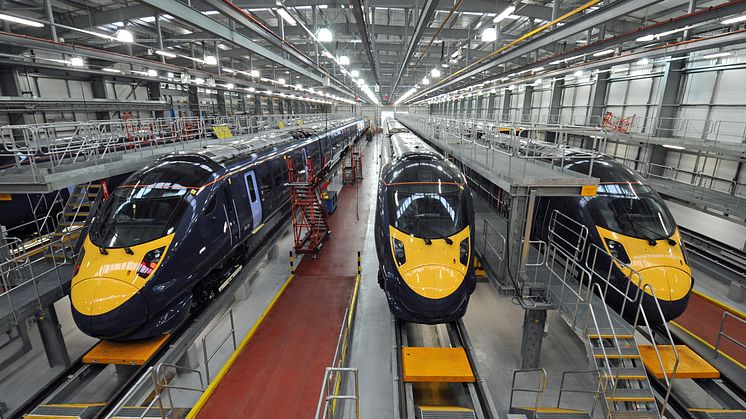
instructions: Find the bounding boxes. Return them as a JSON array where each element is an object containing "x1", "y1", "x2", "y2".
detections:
[
  {"x1": 409, "y1": 0, "x2": 662, "y2": 102},
  {"x1": 390, "y1": 0, "x2": 438, "y2": 98},
  {"x1": 350, "y1": 0, "x2": 381, "y2": 87},
  {"x1": 139, "y1": 0, "x2": 354, "y2": 97}
]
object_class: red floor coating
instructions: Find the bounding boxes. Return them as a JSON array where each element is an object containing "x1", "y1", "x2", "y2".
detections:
[
  {"x1": 197, "y1": 144, "x2": 374, "y2": 418},
  {"x1": 674, "y1": 292, "x2": 746, "y2": 366}
]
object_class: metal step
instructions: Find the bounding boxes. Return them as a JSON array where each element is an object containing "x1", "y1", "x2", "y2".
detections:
[
  {"x1": 110, "y1": 406, "x2": 189, "y2": 419},
  {"x1": 417, "y1": 405, "x2": 476, "y2": 419},
  {"x1": 605, "y1": 367, "x2": 647, "y2": 380},
  {"x1": 605, "y1": 388, "x2": 655, "y2": 403},
  {"x1": 689, "y1": 409, "x2": 746, "y2": 419},
  {"x1": 24, "y1": 403, "x2": 104, "y2": 419},
  {"x1": 609, "y1": 411, "x2": 660, "y2": 418},
  {"x1": 592, "y1": 347, "x2": 640, "y2": 359}
]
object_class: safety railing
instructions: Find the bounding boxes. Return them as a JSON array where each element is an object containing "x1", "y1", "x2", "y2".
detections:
[
  {"x1": 314, "y1": 251, "x2": 361, "y2": 419},
  {"x1": 584, "y1": 243, "x2": 643, "y2": 317},
  {"x1": 557, "y1": 370, "x2": 610, "y2": 417},
  {"x1": 509, "y1": 368, "x2": 548, "y2": 413},
  {"x1": 0, "y1": 112, "x2": 354, "y2": 177},
  {"x1": 202, "y1": 309, "x2": 237, "y2": 383},
  {"x1": 714, "y1": 312, "x2": 746, "y2": 359},
  {"x1": 106, "y1": 363, "x2": 205, "y2": 419}
]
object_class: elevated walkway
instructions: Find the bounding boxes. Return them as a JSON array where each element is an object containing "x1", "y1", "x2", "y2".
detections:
[{"x1": 647, "y1": 177, "x2": 746, "y2": 223}]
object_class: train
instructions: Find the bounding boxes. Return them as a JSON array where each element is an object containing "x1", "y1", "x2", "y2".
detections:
[
  {"x1": 375, "y1": 119, "x2": 477, "y2": 324},
  {"x1": 70, "y1": 118, "x2": 366, "y2": 340},
  {"x1": 531, "y1": 150, "x2": 693, "y2": 324}
]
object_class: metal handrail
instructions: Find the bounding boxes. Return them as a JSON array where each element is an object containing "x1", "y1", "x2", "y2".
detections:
[
  {"x1": 714, "y1": 311, "x2": 746, "y2": 358},
  {"x1": 557, "y1": 369, "x2": 610, "y2": 416},
  {"x1": 202, "y1": 308, "x2": 237, "y2": 382},
  {"x1": 315, "y1": 367, "x2": 359, "y2": 419},
  {"x1": 509, "y1": 368, "x2": 548, "y2": 413}
]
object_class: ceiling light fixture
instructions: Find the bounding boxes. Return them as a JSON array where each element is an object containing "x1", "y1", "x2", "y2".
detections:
[
  {"x1": 203, "y1": 55, "x2": 217, "y2": 65},
  {"x1": 317, "y1": 27, "x2": 333, "y2": 43},
  {"x1": 147, "y1": 69, "x2": 158, "y2": 77},
  {"x1": 116, "y1": 29, "x2": 134, "y2": 43},
  {"x1": 422, "y1": 77, "x2": 430, "y2": 85},
  {"x1": 593, "y1": 49, "x2": 615, "y2": 57},
  {"x1": 338, "y1": 55, "x2": 350, "y2": 66},
  {"x1": 155, "y1": 50, "x2": 176, "y2": 58},
  {"x1": 481, "y1": 27, "x2": 497, "y2": 42},
  {"x1": 278, "y1": 78, "x2": 286, "y2": 84},
  {"x1": 276, "y1": 7, "x2": 297, "y2": 26},
  {"x1": 69, "y1": 56, "x2": 85, "y2": 67},
  {"x1": 103, "y1": 67, "x2": 121, "y2": 73},
  {"x1": 722, "y1": 15, "x2": 746, "y2": 25},
  {"x1": 702, "y1": 52, "x2": 731, "y2": 59},
  {"x1": 250, "y1": 69, "x2": 260, "y2": 77},
  {"x1": 350, "y1": 70, "x2": 360, "y2": 78},
  {"x1": 431, "y1": 68, "x2": 441, "y2": 78},
  {"x1": 493, "y1": 5, "x2": 516, "y2": 23},
  {"x1": 0, "y1": 13, "x2": 43, "y2": 27}
]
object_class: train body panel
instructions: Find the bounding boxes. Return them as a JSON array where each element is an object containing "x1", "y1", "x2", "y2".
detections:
[{"x1": 71, "y1": 118, "x2": 366, "y2": 340}]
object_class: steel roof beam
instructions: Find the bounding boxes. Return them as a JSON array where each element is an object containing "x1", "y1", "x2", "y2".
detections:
[
  {"x1": 350, "y1": 0, "x2": 381, "y2": 87},
  {"x1": 410, "y1": 0, "x2": 662, "y2": 102},
  {"x1": 139, "y1": 0, "x2": 354, "y2": 96},
  {"x1": 389, "y1": 0, "x2": 438, "y2": 99}
]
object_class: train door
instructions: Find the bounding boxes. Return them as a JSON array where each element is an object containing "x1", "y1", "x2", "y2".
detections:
[
  {"x1": 221, "y1": 184, "x2": 239, "y2": 246},
  {"x1": 244, "y1": 171, "x2": 262, "y2": 231}
]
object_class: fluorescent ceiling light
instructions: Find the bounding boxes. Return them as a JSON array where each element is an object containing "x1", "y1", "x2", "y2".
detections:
[
  {"x1": 532, "y1": 66, "x2": 544, "y2": 73},
  {"x1": 266, "y1": 90, "x2": 273, "y2": 95},
  {"x1": 156, "y1": 50, "x2": 176, "y2": 58},
  {"x1": 278, "y1": 78, "x2": 286, "y2": 85},
  {"x1": 295, "y1": 83, "x2": 302, "y2": 89},
  {"x1": 203, "y1": 55, "x2": 217, "y2": 65},
  {"x1": 422, "y1": 77, "x2": 430, "y2": 85},
  {"x1": 0, "y1": 13, "x2": 44, "y2": 27},
  {"x1": 722, "y1": 15, "x2": 746, "y2": 25},
  {"x1": 323, "y1": 51, "x2": 334, "y2": 59},
  {"x1": 350, "y1": 70, "x2": 360, "y2": 77},
  {"x1": 276, "y1": 7, "x2": 297, "y2": 26},
  {"x1": 167, "y1": 72, "x2": 174, "y2": 78},
  {"x1": 493, "y1": 6, "x2": 516, "y2": 23},
  {"x1": 250, "y1": 69, "x2": 260, "y2": 77},
  {"x1": 116, "y1": 29, "x2": 134, "y2": 43},
  {"x1": 147, "y1": 69, "x2": 158, "y2": 77},
  {"x1": 573, "y1": 70, "x2": 583, "y2": 77},
  {"x1": 317, "y1": 27, "x2": 333, "y2": 43},
  {"x1": 248, "y1": 86, "x2": 256, "y2": 92},
  {"x1": 202, "y1": 10, "x2": 220, "y2": 15},
  {"x1": 635, "y1": 58, "x2": 649, "y2": 65},
  {"x1": 662, "y1": 144, "x2": 685, "y2": 150},
  {"x1": 69, "y1": 56, "x2": 85, "y2": 67},
  {"x1": 702, "y1": 52, "x2": 731, "y2": 59},
  {"x1": 481, "y1": 27, "x2": 497, "y2": 42},
  {"x1": 431, "y1": 68, "x2": 441, "y2": 78},
  {"x1": 226, "y1": 83, "x2": 234, "y2": 89},
  {"x1": 103, "y1": 67, "x2": 121, "y2": 73},
  {"x1": 338, "y1": 55, "x2": 350, "y2": 66},
  {"x1": 194, "y1": 77, "x2": 204, "y2": 85},
  {"x1": 593, "y1": 49, "x2": 615, "y2": 57}
]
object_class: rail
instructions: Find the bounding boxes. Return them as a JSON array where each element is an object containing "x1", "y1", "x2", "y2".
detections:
[
  {"x1": 557, "y1": 370, "x2": 610, "y2": 416},
  {"x1": 202, "y1": 308, "x2": 237, "y2": 383},
  {"x1": 314, "y1": 251, "x2": 361, "y2": 419},
  {"x1": 0, "y1": 112, "x2": 355, "y2": 177},
  {"x1": 509, "y1": 368, "x2": 548, "y2": 413},
  {"x1": 714, "y1": 312, "x2": 746, "y2": 359}
]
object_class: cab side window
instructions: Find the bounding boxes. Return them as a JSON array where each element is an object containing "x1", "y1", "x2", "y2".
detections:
[{"x1": 204, "y1": 194, "x2": 217, "y2": 215}]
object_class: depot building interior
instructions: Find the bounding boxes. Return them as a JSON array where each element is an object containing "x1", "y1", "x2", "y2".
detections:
[{"x1": 1, "y1": 0, "x2": 746, "y2": 418}]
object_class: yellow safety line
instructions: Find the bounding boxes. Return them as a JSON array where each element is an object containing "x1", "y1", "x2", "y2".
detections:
[
  {"x1": 430, "y1": 0, "x2": 601, "y2": 90},
  {"x1": 670, "y1": 321, "x2": 746, "y2": 370},
  {"x1": 691, "y1": 289, "x2": 746, "y2": 320},
  {"x1": 186, "y1": 273, "x2": 296, "y2": 419},
  {"x1": 330, "y1": 273, "x2": 362, "y2": 415}
]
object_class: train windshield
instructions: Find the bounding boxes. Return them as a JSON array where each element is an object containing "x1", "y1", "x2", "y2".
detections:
[
  {"x1": 586, "y1": 182, "x2": 676, "y2": 240},
  {"x1": 389, "y1": 183, "x2": 467, "y2": 239},
  {"x1": 90, "y1": 187, "x2": 187, "y2": 248}
]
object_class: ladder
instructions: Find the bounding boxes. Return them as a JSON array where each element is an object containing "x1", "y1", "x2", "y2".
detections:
[
  {"x1": 342, "y1": 142, "x2": 363, "y2": 184},
  {"x1": 45, "y1": 182, "x2": 104, "y2": 262},
  {"x1": 288, "y1": 158, "x2": 330, "y2": 257}
]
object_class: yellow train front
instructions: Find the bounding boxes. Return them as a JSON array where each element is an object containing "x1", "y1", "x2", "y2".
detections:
[{"x1": 375, "y1": 127, "x2": 476, "y2": 324}]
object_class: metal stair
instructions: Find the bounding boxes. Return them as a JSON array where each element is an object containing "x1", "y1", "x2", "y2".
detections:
[
  {"x1": 287, "y1": 158, "x2": 330, "y2": 256},
  {"x1": 44, "y1": 182, "x2": 103, "y2": 262}
]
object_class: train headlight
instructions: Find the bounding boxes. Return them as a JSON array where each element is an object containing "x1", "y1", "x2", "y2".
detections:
[
  {"x1": 392, "y1": 238, "x2": 406, "y2": 265},
  {"x1": 137, "y1": 247, "x2": 165, "y2": 279},
  {"x1": 459, "y1": 238, "x2": 469, "y2": 266},
  {"x1": 604, "y1": 239, "x2": 630, "y2": 264}
]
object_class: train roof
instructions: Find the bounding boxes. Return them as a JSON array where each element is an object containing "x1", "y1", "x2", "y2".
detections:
[
  {"x1": 160, "y1": 117, "x2": 361, "y2": 166},
  {"x1": 389, "y1": 132, "x2": 439, "y2": 160}
]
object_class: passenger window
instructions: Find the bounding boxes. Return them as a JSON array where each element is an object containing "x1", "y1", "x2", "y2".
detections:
[{"x1": 245, "y1": 173, "x2": 258, "y2": 203}]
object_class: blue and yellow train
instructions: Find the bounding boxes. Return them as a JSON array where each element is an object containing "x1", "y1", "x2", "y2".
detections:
[
  {"x1": 375, "y1": 120, "x2": 476, "y2": 324},
  {"x1": 71, "y1": 118, "x2": 366, "y2": 340}
]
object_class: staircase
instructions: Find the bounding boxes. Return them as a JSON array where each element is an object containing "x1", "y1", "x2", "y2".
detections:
[
  {"x1": 288, "y1": 159, "x2": 330, "y2": 256},
  {"x1": 45, "y1": 182, "x2": 103, "y2": 262}
]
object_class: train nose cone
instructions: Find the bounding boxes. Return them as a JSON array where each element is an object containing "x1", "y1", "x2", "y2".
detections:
[
  {"x1": 637, "y1": 266, "x2": 692, "y2": 321},
  {"x1": 402, "y1": 265, "x2": 464, "y2": 300},
  {"x1": 71, "y1": 277, "x2": 148, "y2": 339}
]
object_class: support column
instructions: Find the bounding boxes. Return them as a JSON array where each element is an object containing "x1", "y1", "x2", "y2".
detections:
[
  {"x1": 148, "y1": 81, "x2": 165, "y2": 118},
  {"x1": 0, "y1": 66, "x2": 27, "y2": 124},
  {"x1": 475, "y1": 95, "x2": 484, "y2": 119},
  {"x1": 216, "y1": 90, "x2": 227, "y2": 116},
  {"x1": 486, "y1": 93, "x2": 496, "y2": 120},
  {"x1": 267, "y1": 96, "x2": 275, "y2": 114},
  {"x1": 522, "y1": 85, "x2": 534, "y2": 123},
  {"x1": 589, "y1": 68, "x2": 610, "y2": 125},
  {"x1": 91, "y1": 76, "x2": 112, "y2": 120},
  {"x1": 548, "y1": 78, "x2": 565, "y2": 141},
  {"x1": 188, "y1": 85, "x2": 201, "y2": 117},
  {"x1": 254, "y1": 95, "x2": 263, "y2": 115},
  {"x1": 521, "y1": 309, "x2": 548, "y2": 369},
  {"x1": 649, "y1": 57, "x2": 686, "y2": 176},
  {"x1": 501, "y1": 88, "x2": 512, "y2": 122},
  {"x1": 37, "y1": 306, "x2": 70, "y2": 367}
]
